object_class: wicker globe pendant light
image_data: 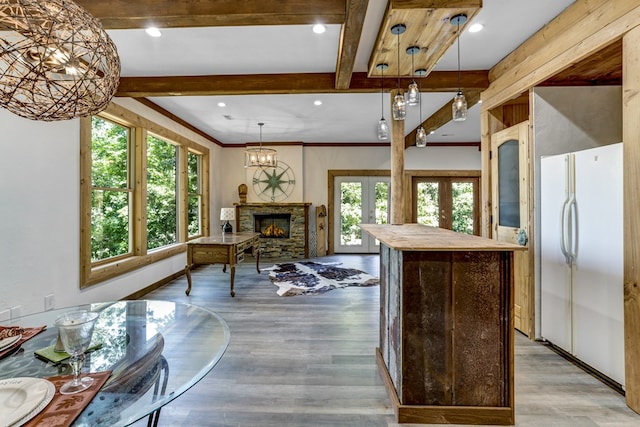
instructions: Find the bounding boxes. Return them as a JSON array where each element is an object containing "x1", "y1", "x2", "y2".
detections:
[{"x1": 0, "y1": 0, "x2": 121, "y2": 121}]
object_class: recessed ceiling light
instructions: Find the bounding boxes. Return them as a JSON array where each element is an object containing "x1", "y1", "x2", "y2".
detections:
[
  {"x1": 145, "y1": 27, "x2": 162, "y2": 37},
  {"x1": 429, "y1": 130, "x2": 435, "y2": 135},
  {"x1": 312, "y1": 24, "x2": 326, "y2": 34},
  {"x1": 313, "y1": 100, "x2": 322, "y2": 106},
  {"x1": 468, "y1": 23, "x2": 483, "y2": 33},
  {"x1": 217, "y1": 102, "x2": 226, "y2": 107}
]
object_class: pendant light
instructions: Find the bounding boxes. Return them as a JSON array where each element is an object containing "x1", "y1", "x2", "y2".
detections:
[
  {"x1": 376, "y1": 63, "x2": 389, "y2": 141},
  {"x1": 244, "y1": 122, "x2": 277, "y2": 168},
  {"x1": 406, "y1": 46, "x2": 420, "y2": 106},
  {"x1": 451, "y1": 14, "x2": 468, "y2": 122},
  {"x1": 391, "y1": 24, "x2": 406, "y2": 121},
  {"x1": 415, "y1": 68, "x2": 428, "y2": 148},
  {"x1": 0, "y1": 0, "x2": 120, "y2": 121}
]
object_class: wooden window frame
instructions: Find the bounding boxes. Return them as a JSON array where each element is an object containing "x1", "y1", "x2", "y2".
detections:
[{"x1": 80, "y1": 103, "x2": 210, "y2": 288}]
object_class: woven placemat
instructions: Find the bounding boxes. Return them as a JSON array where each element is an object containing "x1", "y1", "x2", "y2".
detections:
[{"x1": 23, "y1": 371, "x2": 112, "y2": 427}]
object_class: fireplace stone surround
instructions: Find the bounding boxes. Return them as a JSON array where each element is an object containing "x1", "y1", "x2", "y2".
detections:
[{"x1": 235, "y1": 203, "x2": 310, "y2": 258}]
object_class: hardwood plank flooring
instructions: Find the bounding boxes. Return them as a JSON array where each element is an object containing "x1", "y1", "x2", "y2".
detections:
[{"x1": 133, "y1": 255, "x2": 640, "y2": 426}]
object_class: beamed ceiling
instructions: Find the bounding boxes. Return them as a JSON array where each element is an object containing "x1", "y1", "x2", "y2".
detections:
[{"x1": 72, "y1": 0, "x2": 619, "y2": 147}]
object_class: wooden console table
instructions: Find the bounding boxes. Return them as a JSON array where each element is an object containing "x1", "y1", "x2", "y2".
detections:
[
  {"x1": 361, "y1": 224, "x2": 523, "y2": 425},
  {"x1": 185, "y1": 232, "x2": 261, "y2": 297}
]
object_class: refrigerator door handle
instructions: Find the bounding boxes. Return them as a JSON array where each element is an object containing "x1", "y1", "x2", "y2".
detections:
[
  {"x1": 568, "y1": 196, "x2": 578, "y2": 261},
  {"x1": 560, "y1": 198, "x2": 571, "y2": 264}
]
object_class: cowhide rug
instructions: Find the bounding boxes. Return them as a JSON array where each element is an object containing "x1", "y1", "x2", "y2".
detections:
[{"x1": 265, "y1": 261, "x2": 379, "y2": 296}]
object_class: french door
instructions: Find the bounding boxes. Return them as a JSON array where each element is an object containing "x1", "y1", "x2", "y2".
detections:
[
  {"x1": 334, "y1": 176, "x2": 390, "y2": 253},
  {"x1": 411, "y1": 175, "x2": 479, "y2": 235}
]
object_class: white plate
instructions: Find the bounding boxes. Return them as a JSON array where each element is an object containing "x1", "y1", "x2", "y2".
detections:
[
  {"x1": 0, "y1": 334, "x2": 21, "y2": 352},
  {"x1": 0, "y1": 377, "x2": 55, "y2": 427}
]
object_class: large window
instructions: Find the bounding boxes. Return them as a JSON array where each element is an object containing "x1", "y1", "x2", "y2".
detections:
[
  {"x1": 80, "y1": 103, "x2": 209, "y2": 287},
  {"x1": 146, "y1": 134, "x2": 178, "y2": 250},
  {"x1": 187, "y1": 152, "x2": 203, "y2": 238},
  {"x1": 90, "y1": 117, "x2": 132, "y2": 261}
]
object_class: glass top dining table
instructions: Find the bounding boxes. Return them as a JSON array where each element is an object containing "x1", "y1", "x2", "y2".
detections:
[{"x1": 0, "y1": 300, "x2": 230, "y2": 426}]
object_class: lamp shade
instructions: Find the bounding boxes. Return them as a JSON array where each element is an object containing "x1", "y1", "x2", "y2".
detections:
[
  {"x1": 0, "y1": 0, "x2": 121, "y2": 121},
  {"x1": 220, "y1": 208, "x2": 235, "y2": 221}
]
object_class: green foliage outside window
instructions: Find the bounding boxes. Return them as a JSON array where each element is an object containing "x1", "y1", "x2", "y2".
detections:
[
  {"x1": 375, "y1": 182, "x2": 389, "y2": 225},
  {"x1": 91, "y1": 117, "x2": 130, "y2": 261},
  {"x1": 146, "y1": 134, "x2": 178, "y2": 250},
  {"x1": 416, "y1": 182, "x2": 440, "y2": 227},
  {"x1": 187, "y1": 152, "x2": 201, "y2": 237},
  {"x1": 340, "y1": 182, "x2": 362, "y2": 245},
  {"x1": 452, "y1": 182, "x2": 474, "y2": 234}
]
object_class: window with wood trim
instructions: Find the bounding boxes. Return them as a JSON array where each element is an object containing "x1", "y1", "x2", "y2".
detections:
[{"x1": 80, "y1": 103, "x2": 210, "y2": 288}]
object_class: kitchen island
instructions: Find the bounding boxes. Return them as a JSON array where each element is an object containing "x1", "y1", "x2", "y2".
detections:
[{"x1": 361, "y1": 224, "x2": 524, "y2": 425}]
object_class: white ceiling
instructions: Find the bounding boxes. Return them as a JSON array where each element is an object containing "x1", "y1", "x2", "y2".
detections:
[{"x1": 106, "y1": 0, "x2": 575, "y2": 145}]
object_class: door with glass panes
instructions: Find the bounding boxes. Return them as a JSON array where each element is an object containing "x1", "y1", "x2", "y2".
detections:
[
  {"x1": 412, "y1": 175, "x2": 479, "y2": 235},
  {"x1": 334, "y1": 176, "x2": 390, "y2": 253}
]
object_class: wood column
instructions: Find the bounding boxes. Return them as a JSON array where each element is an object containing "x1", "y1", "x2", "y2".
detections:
[
  {"x1": 623, "y1": 25, "x2": 640, "y2": 415},
  {"x1": 390, "y1": 89, "x2": 405, "y2": 225}
]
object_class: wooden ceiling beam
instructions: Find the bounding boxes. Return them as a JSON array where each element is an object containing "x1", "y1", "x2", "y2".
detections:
[
  {"x1": 335, "y1": 0, "x2": 370, "y2": 90},
  {"x1": 405, "y1": 91, "x2": 481, "y2": 148},
  {"x1": 75, "y1": 0, "x2": 347, "y2": 29},
  {"x1": 367, "y1": 0, "x2": 481, "y2": 78},
  {"x1": 116, "y1": 71, "x2": 488, "y2": 97}
]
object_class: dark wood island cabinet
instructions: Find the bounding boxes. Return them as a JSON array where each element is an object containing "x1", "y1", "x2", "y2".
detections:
[{"x1": 361, "y1": 224, "x2": 523, "y2": 425}]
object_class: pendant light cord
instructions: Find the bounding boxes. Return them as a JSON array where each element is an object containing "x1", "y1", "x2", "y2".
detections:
[
  {"x1": 381, "y1": 65, "x2": 384, "y2": 118},
  {"x1": 397, "y1": 31, "x2": 401, "y2": 91},
  {"x1": 457, "y1": 20, "x2": 461, "y2": 93}
]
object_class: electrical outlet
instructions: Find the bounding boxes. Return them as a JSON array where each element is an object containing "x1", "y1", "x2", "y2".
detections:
[
  {"x1": 0, "y1": 309, "x2": 10, "y2": 321},
  {"x1": 10, "y1": 305, "x2": 21, "y2": 319},
  {"x1": 44, "y1": 294, "x2": 55, "y2": 311}
]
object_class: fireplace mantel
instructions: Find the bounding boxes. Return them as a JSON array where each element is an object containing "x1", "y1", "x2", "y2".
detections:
[{"x1": 235, "y1": 203, "x2": 311, "y2": 258}]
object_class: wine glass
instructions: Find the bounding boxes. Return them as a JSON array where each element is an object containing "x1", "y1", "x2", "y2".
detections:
[{"x1": 54, "y1": 310, "x2": 100, "y2": 395}]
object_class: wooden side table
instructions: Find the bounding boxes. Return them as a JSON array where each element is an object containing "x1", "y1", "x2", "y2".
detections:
[{"x1": 184, "y1": 232, "x2": 261, "y2": 297}]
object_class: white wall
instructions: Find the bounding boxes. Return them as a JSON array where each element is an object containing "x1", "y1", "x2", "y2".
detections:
[{"x1": 0, "y1": 99, "x2": 480, "y2": 316}]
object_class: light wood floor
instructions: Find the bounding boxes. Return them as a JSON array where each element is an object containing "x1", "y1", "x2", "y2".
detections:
[{"x1": 134, "y1": 254, "x2": 640, "y2": 426}]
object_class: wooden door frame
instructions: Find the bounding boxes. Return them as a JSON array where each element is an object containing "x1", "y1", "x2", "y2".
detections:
[
  {"x1": 327, "y1": 170, "x2": 390, "y2": 255},
  {"x1": 490, "y1": 121, "x2": 534, "y2": 339}
]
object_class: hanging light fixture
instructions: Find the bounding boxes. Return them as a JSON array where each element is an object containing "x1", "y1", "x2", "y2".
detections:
[
  {"x1": 376, "y1": 63, "x2": 389, "y2": 141},
  {"x1": 415, "y1": 68, "x2": 428, "y2": 148},
  {"x1": 451, "y1": 13, "x2": 468, "y2": 122},
  {"x1": 406, "y1": 46, "x2": 420, "y2": 106},
  {"x1": 0, "y1": 0, "x2": 120, "y2": 121},
  {"x1": 245, "y1": 122, "x2": 277, "y2": 168},
  {"x1": 391, "y1": 24, "x2": 406, "y2": 121}
]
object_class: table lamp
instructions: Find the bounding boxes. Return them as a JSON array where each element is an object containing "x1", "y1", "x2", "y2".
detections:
[{"x1": 220, "y1": 208, "x2": 235, "y2": 234}]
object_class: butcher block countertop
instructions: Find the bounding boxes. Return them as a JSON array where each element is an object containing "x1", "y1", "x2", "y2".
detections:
[{"x1": 361, "y1": 223, "x2": 525, "y2": 252}]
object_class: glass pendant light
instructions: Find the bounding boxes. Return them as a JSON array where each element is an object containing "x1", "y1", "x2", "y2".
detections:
[
  {"x1": 406, "y1": 46, "x2": 420, "y2": 106},
  {"x1": 376, "y1": 63, "x2": 389, "y2": 140},
  {"x1": 451, "y1": 14, "x2": 468, "y2": 122},
  {"x1": 415, "y1": 68, "x2": 428, "y2": 147},
  {"x1": 391, "y1": 24, "x2": 406, "y2": 120}
]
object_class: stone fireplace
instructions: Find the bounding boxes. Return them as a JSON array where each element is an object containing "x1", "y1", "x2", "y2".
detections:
[{"x1": 235, "y1": 203, "x2": 310, "y2": 258}]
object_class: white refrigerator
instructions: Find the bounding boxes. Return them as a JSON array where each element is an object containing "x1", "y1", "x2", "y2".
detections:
[{"x1": 540, "y1": 143, "x2": 624, "y2": 386}]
